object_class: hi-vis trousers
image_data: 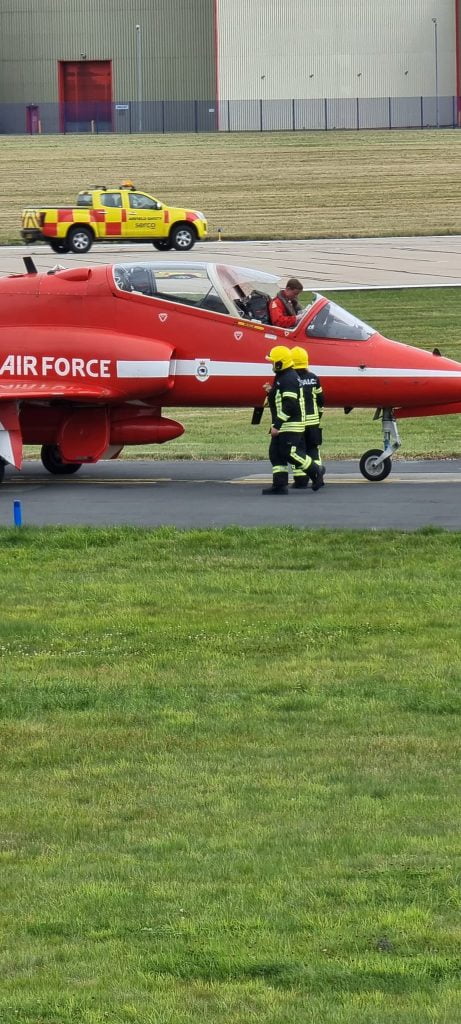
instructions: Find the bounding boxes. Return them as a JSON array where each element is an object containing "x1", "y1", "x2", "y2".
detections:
[{"x1": 269, "y1": 432, "x2": 313, "y2": 490}]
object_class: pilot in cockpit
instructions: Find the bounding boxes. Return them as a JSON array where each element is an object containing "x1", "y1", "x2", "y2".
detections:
[{"x1": 269, "y1": 278, "x2": 304, "y2": 329}]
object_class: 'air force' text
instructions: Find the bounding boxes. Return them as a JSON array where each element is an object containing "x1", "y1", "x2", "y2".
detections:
[{"x1": 0, "y1": 356, "x2": 111, "y2": 377}]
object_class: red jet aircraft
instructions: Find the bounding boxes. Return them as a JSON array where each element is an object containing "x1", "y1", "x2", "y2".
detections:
[{"x1": 1, "y1": 257, "x2": 461, "y2": 484}]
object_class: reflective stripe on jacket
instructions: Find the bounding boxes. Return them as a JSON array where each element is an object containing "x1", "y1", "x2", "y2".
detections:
[
  {"x1": 267, "y1": 368, "x2": 305, "y2": 433},
  {"x1": 296, "y1": 369, "x2": 324, "y2": 426}
]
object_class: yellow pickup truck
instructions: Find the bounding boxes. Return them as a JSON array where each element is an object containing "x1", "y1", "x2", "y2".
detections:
[{"x1": 20, "y1": 182, "x2": 208, "y2": 254}]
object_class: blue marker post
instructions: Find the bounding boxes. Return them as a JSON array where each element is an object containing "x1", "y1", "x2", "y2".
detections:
[{"x1": 13, "y1": 500, "x2": 22, "y2": 527}]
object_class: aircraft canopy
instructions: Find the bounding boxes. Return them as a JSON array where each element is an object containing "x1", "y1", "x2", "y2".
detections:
[
  {"x1": 111, "y1": 262, "x2": 375, "y2": 340},
  {"x1": 111, "y1": 261, "x2": 284, "y2": 316}
]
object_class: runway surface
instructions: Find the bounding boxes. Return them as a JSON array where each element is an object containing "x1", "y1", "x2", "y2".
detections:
[
  {"x1": 4, "y1": 234, "x2": 461, "y2": 289},
  {"x1": 1, "y1": 459, "x2": 461, "y2": 530}
]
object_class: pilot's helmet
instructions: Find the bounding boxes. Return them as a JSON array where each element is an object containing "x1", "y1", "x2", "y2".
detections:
[
  {"x1": 265, "y1": 345, "x2": 294, "y2": 371},
  {"x1": 130, "y1": 266, "x2": 152, "y2": 294},
  {"x1": 291, "y1": 346, "x2": 309, "y2": 369}
]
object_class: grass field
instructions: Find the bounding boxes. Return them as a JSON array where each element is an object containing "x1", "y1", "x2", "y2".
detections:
[
  {"x1": 1, "y1": 526, "x2": 461, "y2": 1024},
  {"x1": 3, "y1": 129, "x2": 461, "y2": 244},
  {"x1": 3, "y1": 130, "x2": 461, "y2": 1024},
  {"x1": 80, "y1": 286, "x2": 460, "y2": 462}
]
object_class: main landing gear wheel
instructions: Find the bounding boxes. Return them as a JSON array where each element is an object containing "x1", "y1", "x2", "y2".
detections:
[
  {"x1": 359, "y1": 448, "x2": 392, "y2": 482},
  {"x1": 152, "y1": 239, "x2": 173, "y2": 251},
  {"x1": 41, "y1": 444, "x2": 82, "y2": 476}
]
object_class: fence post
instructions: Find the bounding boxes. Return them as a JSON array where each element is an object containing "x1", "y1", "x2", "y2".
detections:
[
  {"x1": 324, "y1": 97, "x2": 328, "y2": 130},
  {"x1": 259, "y1": 98, "x2": 263, "y2": 131},
  {"x1": 388, "y1": 96, "x2": 392, "y2": 129},
  {"x1": 356, "y1": 96, "x2": 359, "y2": 130},
  {"x1": 292, "y1": 97, "x2": 295, "y2": 131},
  {"x1": 227, "y1": 97, "x2": 230, "y2": 131}
]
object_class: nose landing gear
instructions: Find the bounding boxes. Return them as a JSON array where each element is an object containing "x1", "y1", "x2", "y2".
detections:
[{"x1": 359, "y1": 408, "x2": 401, "y2": 482}]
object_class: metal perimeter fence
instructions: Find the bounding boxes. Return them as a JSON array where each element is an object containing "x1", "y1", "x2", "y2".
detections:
[{"x1": 4, "y1": 95, "x2": 460, "y2": 134}]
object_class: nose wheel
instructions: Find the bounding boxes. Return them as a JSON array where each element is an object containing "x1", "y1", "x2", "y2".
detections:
[
  {"x1": 359, "y1": 448, "x2": 392, "y2": 481},
  {"x1": 359, "y1": 408, "x2": 401, "y2": 482}
]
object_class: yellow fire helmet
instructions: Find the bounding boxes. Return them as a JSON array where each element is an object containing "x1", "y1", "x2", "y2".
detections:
[
  {"x1": 120, "y1": 179, "x2": 135, "y2": 189},
  {"x1": 265, "y1": 345, "x2": 294, "y2": 371},
  {"x1": 291, "y1": 346, "x2": 309, "y2": 369}
]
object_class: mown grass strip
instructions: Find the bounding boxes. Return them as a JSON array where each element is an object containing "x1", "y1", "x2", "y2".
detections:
[
  {"x1": 1, "y1": 527, "x2": 460, "y2": 1023},
  {"x1": 3, "y1": 129, "x2": 461, "y2": 244}
]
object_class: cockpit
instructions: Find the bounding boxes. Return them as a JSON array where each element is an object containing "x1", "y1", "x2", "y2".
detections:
[
  {"x1": 111, "y1": 262, "x2": 376, "y2": 341},
  {"x1": 112, "y1": 262, "x2": 284, "y2": 318}
]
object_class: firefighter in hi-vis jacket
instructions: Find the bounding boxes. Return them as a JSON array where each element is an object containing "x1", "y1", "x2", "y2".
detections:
[
  {"x1": 268, "y1": 278, "x2": 304, "y2": 329},
  {"x1": 290, "y1": 346, "x2": 325, "y2": 490},
  {"x1": 262, "y1": 346, "x2": 323, "y2": 495}
]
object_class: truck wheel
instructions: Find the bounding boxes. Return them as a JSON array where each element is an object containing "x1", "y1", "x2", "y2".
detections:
[
  {"x1": 49, "y1": 239, "x2": 70, "y2": 254},
  {"x1": 170, "y1": 224, "x2": 197, "y2": 251},
  {"x1": 152, "y1": 239, "x2": 172, "y2": 251},
  {"x1": 41, "y1": 445, "x2": 82, "y2": 475},
  {"x1": 67, "y1": 226, "x2": 93, "y2": 254}
]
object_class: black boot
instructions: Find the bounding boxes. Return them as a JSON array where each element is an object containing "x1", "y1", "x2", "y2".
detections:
[
  {"x1": 262, "y1": 471, "x2": 289, "y2": 495},
  {"x1": 291, "y1": 477, "x2": 308, "y2": 490},
  {"x1": 311, "y1": 466, "x2": 326, "y2": 492}
]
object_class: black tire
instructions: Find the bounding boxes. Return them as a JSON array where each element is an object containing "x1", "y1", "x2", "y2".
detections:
[
  {"x1": 67, "y1": 226, "x2": 93, "y2": 254},
  {"x1": 41, "y1": 444, "x2": 82, "y2": 476},
  {"x1": 359, "y1": 448, "x2": 392, "y2": 482},
  {"x1": 48, "y1": 239, "x2": 70, "y2": 254},
  {"x1": 152, "y1": 239, "x2": 173, "y2": 251},
  {"x1": 170, "y1": 223, "x2": 197, "y2": 251},
  {"x1": 0, "y1": 458, "x2": 5, "y2": 484}
]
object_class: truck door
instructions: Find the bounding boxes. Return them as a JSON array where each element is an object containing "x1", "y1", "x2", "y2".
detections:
[
  {"x1": 99, "y1": 192, "x2": 125, "y2": 238},
  {"x1": 123, "y1": 192, "x2": 165, "y2": 239}
]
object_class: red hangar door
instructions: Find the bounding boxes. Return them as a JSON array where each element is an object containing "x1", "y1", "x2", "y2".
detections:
[{"x1": 59, "y1": 60, "x2": 113, "y2": 133}]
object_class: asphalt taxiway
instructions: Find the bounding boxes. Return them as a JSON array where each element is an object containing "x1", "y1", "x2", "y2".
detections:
[
  {"x1": 4, "y1": 234, "x2": 461, "y2": 288},
  {"x1": 1, "y1": 459, "x2": 461, "y2": 530}
]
